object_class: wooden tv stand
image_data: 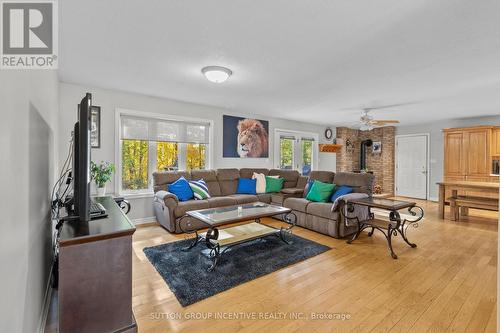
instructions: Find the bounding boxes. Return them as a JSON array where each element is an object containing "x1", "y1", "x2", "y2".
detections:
[{"x1": 58, "y1": 196, "x2": 137, "y2": 333}]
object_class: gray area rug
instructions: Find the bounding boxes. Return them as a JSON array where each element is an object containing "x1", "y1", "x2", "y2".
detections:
[{"x1": 143, "y1": 234, "x2": 331, "y2": 306}]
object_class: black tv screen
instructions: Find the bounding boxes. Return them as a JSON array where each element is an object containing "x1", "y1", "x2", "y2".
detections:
[{"x1": 73, "y1": 93, "x2": 92, "y2": 222}]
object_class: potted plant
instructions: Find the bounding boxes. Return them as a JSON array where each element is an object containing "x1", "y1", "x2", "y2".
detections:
[{"x1": 90, "y1": 161, "x2": 115, "y2": 196}]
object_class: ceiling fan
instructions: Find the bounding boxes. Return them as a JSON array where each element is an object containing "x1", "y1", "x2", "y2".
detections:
[
  {"x1": 343, "y1": 102, "x2": 416, "y2": 131},
  {"x1": 358, "y1": 108, "x2": 399, "y2": 131}
]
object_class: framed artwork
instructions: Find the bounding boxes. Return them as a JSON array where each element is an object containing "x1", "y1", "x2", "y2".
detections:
[
  {"x1": 90, "y1": 106, "x2": 101, "y2": 148},
  {"x1": 223, "y1": 115, "x2": 269, "y2": 158},
  {"x1": 372, "y1": 141, "x2": 382, "y2": 154}
]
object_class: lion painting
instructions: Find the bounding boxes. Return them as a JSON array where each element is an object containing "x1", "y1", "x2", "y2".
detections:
[{"x1": 237, "y1": 118, "x2": 269, "y2": 158}]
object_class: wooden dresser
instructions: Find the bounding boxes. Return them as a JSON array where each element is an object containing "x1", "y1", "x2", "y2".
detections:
[
  {"x1": 443, "y1": 126, "x2": 500, "y2": 198},
  {"x1": 58, "y1": 196, "x2": 137, "y2": 333}
]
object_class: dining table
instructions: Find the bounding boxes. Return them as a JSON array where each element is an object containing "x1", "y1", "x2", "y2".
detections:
[{"x1": 436, "y1": 180, "x2": 499, "y2": 219}]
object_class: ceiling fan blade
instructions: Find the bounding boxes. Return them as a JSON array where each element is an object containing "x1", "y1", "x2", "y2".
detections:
[
  {"x1": 371, "y1": 120, "x2": 400, "y2": 124},
  {"x1": 364, "y1": 101, "x2": 418, "y2": 110},
  {"x1": 340, "y1": 100, "x2": 420, "y2": 112}
]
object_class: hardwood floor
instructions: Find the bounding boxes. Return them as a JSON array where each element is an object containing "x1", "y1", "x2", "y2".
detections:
[
  {"x1": 129, "y1": 199, "x2": 497, "y2": 333},
  {"x1": 45, "y1": 199, "x2": 497, "y2": 332}
]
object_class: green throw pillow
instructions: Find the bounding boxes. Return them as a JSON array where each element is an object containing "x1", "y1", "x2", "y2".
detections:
[
  {"x1": 265, "y1": 176, "x2": 284, "y2": 193},
  {"x1": 306, "y1": 180, "x2": 336, "y2": 202}
]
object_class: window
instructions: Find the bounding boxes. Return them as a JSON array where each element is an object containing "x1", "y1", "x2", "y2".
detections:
[
  {"x1": 275, "y1": 130, "x2": 317, "y2": 175},
  {"x1": 279, "y1": 136, "x2": 294, "y2": 170},
  {"x1": 119, "y1": 113, "x2": 210, "y2": 193},
  {"x1": 301, "y1": 138, "x2": 314, "y2": 176}
]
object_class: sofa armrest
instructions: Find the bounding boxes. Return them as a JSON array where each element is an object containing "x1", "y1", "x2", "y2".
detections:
[{"x1": 154, "y1": 190, "x2": 179, "y2": 209}]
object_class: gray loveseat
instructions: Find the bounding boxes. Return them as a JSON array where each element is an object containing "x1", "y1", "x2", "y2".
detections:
[{"x1": 153, "y1": 168, "x2": 374, "y2": 239}]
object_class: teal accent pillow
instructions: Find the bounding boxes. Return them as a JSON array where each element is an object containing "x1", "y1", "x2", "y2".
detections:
[
  {"x1": 265, "y1": 176, "x2": 284, "y2": 193},
  {"x1": 236, "y1": 178, "x2": 257, "y2": 195},
  {"x1": 330, "y1": 185, "x2": 353, "y2": 202},
  {"x1": 306, "y1": 180, "x2": 336, "y2": 202}
]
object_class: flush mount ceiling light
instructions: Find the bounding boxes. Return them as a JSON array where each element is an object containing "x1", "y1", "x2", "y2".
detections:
[{"x1": 201, "y1": 66, "x2": 232, "y2": 83}]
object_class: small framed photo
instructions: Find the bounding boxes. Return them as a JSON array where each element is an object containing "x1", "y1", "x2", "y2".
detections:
[
  {"x1": 90, "y1": 106, "x2": 101, "y2": 148},
  {"x1": 372, "y1": 141, "x2": 382, "y2": 154}
]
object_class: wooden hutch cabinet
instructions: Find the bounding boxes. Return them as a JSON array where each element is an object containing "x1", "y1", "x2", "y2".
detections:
[{"x1": 443, "y1": 126, "x2": 500, "y2": 198}]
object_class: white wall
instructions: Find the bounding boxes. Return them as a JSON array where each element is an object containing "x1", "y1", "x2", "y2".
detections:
[
  {"x1": 59, "y1": 82, "x2": 336, "y2": 221},
  {"x1": 0, "y1": 71, "x2": 59, "y2": 332},
  {"x1": 396, "y1": 115, "x2": 500, "y2": 200}
]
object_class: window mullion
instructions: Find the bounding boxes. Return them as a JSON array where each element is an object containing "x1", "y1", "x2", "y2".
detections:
[
  {"x1": 149, "y1": 141, "x2": 157, "y2": 190},
  {"x1": 178, "y1": 143, "x2": 187, "y2": 170}
]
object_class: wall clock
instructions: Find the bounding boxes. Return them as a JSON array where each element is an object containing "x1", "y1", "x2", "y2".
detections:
[{"x1": 324, "y1": 128, "x2": 333, "y2": 140}]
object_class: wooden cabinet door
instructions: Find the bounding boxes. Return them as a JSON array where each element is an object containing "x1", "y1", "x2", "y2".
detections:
[
  {"x1": 444, "y1": 131, "x2": 465, "y2": 177},
  {"x1": 465, "y1": 129, "x2": 490, "y2": 177},
  {"x1": 492, "y1": 129, "x2": 500, "y2": 156}
]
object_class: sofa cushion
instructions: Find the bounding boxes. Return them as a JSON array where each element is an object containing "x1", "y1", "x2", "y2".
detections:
[
  {"x1": 281, "y1": 188, "x2": 303, "y2": 195},
  {"x1": 296, "y1": 176, "x2": 308, "y2": 190},
  {"x1": 189, "y1": 179, "x2": 211, "y2": 200},
  {"x1": 265, "y1": 176, "x2": 284, "y2": 193},
  {"x1": 256, "y1": 193, "x2": 272, "y2": 203},
  {"x1": 309, "y1": 170, "x2": 335, "y2": 183},
  {"x1": 153, "y1": 171, "x2": 191, "y2": 193},
  {"x1": 228, "y1": 194, "x2": 259, "y2": 204},
  {"x1": 330, "y1": 185, "x2": 354, "y2": 202},
  {"x1": 303, "y1": 179, "x2": 314, "y2": 198},
  {"x1": 252, "y1": 172, "x2": 267, "y2": 194},
  {"x1": 236, "y1": 178, "x2": 257, "y2": 194},
  {"x1": 174, "y1": 200, "x2": 209, "y2": 217},
  {"x1": 306, "y1": 202, "x2": 339, "y2": 220},
  {"x1": 206, "y1": 197, "x2": 237, "y2": 208},
  {"x1": 306, "y1": 180, "x2": 336, "y2": 203},
  {"x1": 271, "y1": 193, "x2": 285, "y2": 206},
  {"x1": 269, "y1": 169, "x2": 300, "y2": 188},
  {"x1": 190, "y1": 170, "x2": 221, "y2": 196},
  {"x1": 168, "y1": 177, "x2": 194, "y2": 201},
  {"x1": 239, "y1": 168, "x2": 269, "y2": 179},
  {"x1": 333, "y1": 172, "x2": 374, "y2": 195},
  {"x1": 284, "y1": 197, "x2": 311, "y2": 213},
  {"x1": 217, "y1": 168, "x2": 240, "y2": 195}
]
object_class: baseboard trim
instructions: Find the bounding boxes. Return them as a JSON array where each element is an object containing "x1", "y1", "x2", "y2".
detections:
[
  {"x1": 132, "y1": 216, "x2": 157, "y2": 225},
  {"x1": 38, "y1": 270, "x2": 53, "y2": 333}
]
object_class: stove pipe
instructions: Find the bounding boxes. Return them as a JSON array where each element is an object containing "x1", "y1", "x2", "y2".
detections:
[{"x1": 360, "y1": 139, "x2": 373, "y2": 171}]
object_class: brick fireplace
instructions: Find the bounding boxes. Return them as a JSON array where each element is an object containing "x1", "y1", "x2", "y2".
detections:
[{"x1": 336, "y1": 126, "x2": 395, "y2": 195}]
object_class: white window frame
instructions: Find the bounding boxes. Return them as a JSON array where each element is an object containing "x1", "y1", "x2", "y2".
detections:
[
  {"x1": 273, "y1": 128, "x2": 319, "y2": 174},
  {"x1": 115, "y1": 108, "x2": 214, "y2": 197}
]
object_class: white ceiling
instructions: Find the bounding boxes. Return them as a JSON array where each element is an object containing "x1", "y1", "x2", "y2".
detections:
[{"x1": 59, "y1": 0, "x2": 500, "y2": 126}]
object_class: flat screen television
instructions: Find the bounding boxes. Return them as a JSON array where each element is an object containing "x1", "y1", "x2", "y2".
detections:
[{"x1": 73, "y1": 93, "x2": 92, "y2": 222}]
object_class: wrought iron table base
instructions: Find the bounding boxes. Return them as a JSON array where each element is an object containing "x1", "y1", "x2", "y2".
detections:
[
  {"x1": 177, "y1": 212, "x2": 297, "y2": 271},
  {"x1": 344, "y1": 205, "x2": 423, "y2": 259}
]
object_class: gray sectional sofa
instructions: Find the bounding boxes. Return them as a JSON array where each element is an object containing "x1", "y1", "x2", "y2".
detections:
[{"x1": 153, "y1": 168, "x2": 374, "y2": 239}]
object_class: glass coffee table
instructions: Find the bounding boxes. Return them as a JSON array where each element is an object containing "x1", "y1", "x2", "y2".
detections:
[{"x1": 178, "y1": 202, "x2": 297, "y2": 271}]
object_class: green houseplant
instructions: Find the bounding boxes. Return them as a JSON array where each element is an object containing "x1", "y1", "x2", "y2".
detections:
[{"x1": 90, "y1": 161, "x2": 115, "y2": 196}]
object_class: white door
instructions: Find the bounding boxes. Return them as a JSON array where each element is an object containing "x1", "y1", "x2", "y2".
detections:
[{"x1": 396, "y1": 135, "x2": 428, "y2": 199}]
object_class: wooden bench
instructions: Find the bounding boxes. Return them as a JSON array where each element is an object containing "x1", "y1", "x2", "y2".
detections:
[{"x1": 448, "y1": 196, "x2": 499, "y2": 221}]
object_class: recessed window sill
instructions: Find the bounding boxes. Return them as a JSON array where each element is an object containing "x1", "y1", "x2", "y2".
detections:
[{"x1": 119, "y1": 192, "x2": 155, "y2": 199}]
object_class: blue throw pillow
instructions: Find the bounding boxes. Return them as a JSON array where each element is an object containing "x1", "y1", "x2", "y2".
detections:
[
  {"x1": 330, "y1": 185, "x2": 353, "y2": 202},
  {"x1": 303, "y1": 179, "x2": 314, "y2": 198},
  {"x1": 236, "y1": 178, "x2": 257, "y2": 195},
  {"x1": 168, "y1": 176, "x2": 194, "y2": 201}
]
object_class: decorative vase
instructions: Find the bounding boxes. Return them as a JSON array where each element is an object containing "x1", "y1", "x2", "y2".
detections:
[{"x1": 96, "y1": 186, "x2": 106, "y2": 197}]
